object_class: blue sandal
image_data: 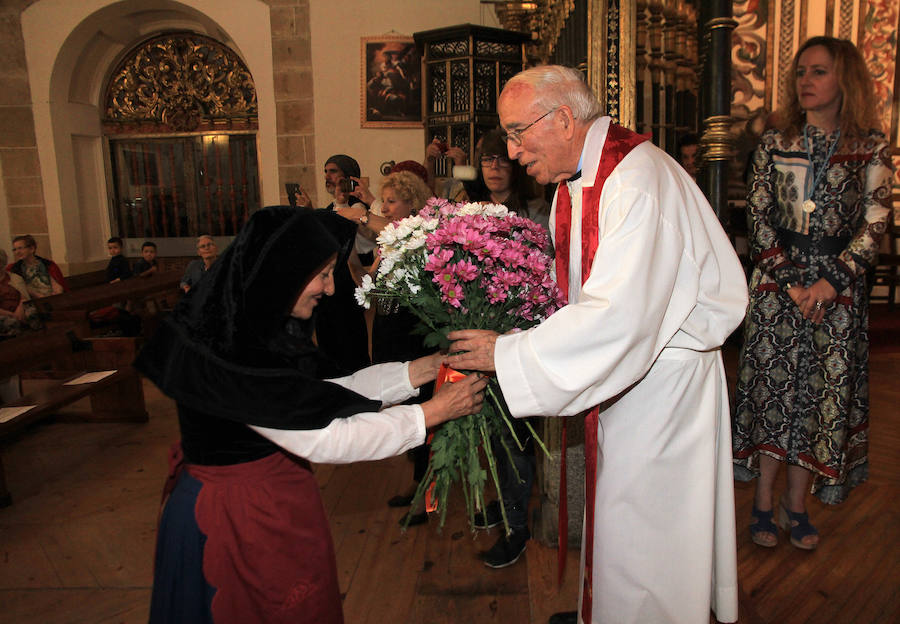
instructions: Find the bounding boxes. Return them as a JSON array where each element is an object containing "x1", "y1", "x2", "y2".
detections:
[
  {"x1": 750, "y1": 505, "x2": 778, "y2": 547},
  {"x1": 778, "y1": 502, "x2": 819, "y2": 550}
]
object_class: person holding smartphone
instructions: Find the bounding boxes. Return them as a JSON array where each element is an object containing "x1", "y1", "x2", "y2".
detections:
[{"x1": 296, "y1": 154, "x2": 372, "y2": 375}]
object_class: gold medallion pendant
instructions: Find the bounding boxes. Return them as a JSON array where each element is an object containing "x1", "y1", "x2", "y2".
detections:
[{"x1": 802, "y1": 199, "x2": 816, "y2": 213}]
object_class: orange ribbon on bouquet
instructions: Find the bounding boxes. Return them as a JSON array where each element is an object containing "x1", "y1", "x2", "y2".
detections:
[
  {"x1": 434, "y1": 362, "x2": 467, "y2": 391},
  {"x1": 424, "y1": 363, "x2": 495, "y2": 513},
  {"x1": 424, "y1": 363, "x2": 468, "y2": 512}
]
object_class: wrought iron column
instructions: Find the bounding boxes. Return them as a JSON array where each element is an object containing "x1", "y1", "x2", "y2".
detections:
[{"x1": 698, "y1": 1, "x2": 736, "y2": 220}]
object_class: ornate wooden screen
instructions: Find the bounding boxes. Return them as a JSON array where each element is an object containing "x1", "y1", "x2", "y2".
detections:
[
  {"x1": 103, "y1": 32, "x2": 260, "y2": 239},
  {"x1": 634, "y1": 0, "x2": 700, "y2": 153},
  {"x1": 414, "y1": 24, "x2": 530, "y2": 164}
]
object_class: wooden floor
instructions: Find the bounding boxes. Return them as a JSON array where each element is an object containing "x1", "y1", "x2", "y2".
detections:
[{"x1": 1, "y1": 330, "x2": 898, "y2": 623}]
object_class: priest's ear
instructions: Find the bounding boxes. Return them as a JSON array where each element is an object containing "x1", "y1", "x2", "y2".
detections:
[{"x1": 556, "y1": 106, "x2": 577, "y2": 139}]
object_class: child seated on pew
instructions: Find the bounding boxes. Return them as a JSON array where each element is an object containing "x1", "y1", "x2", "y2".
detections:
[
  {"x1": 91, "y1": 238, "x2": 140, "y2": 336},
  {"x1": 132, "y1": 241, "x2": 158, "y2": 278},
  {"x1": 105, "y1": 237, "x2": 133, "y2": 283}
]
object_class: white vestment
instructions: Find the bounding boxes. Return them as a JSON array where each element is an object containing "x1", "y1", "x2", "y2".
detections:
[{"x1": 495, "y1": 117, "x2": 747, "y2": 623}]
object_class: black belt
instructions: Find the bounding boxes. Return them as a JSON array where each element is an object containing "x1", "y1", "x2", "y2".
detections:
[{"x1": 777, "y1": 228, "x2": 850, "y2": 256}]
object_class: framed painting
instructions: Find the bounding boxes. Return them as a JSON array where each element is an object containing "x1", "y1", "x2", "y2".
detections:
[{"x1": 361, "y1": 36, "x2": 422, "y2": 128}]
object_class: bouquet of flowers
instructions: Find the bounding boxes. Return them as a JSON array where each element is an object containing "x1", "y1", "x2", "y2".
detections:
[{"x1": 355, "y1": 198, "x2": 566, "y2": 532}]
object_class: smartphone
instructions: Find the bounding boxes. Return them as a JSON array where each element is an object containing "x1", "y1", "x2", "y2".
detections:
[
  {"x1": 285, "y1": 183, "x2": 300, "y2": 208},
  {"x1": 338, "y1": 178, "x2": 357, "y2": 194},
  {"x1": 434, "y1": 156, "x2": 451, "y2": 178}
]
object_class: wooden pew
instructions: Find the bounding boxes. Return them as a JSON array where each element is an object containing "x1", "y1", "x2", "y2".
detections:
[
  {"x1": 0, "y1": 324, "x2": 88, "y2": 380},
  {"x1": 0, "y1": 328, "x2": 147, "y2": 507},
  {"x1": 30, "y1": 270, "x2": 182, "y2": 338},
  {"x1": 64, "y1": 269, "x2": 107, "y2": 290},
  {"x1": 33, "y1": 270, "x2": 182, "y2": 313}
]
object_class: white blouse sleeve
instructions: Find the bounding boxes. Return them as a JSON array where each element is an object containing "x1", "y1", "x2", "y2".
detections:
[
  {"x1": 249, "y1": 360, "x2": 427, "y2": 463},
  {"x1": 328, "y1": 361, "x2": 420, "y2": 405},
  {"x1": 250, "y1": 404, "x2": 426, "y2": 464}
]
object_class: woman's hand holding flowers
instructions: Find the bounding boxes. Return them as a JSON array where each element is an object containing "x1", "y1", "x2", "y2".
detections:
[
  {"x1": 422, "y1": 372, "x2": 488, "y2": 428},
  {"x1": 407, "y1": 351, "x2": 446, "y2": 388}
]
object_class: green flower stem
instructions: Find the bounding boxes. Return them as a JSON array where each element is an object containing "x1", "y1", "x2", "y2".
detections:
[
  {"x1": 480, "y1": 419, "x2": 511, "y2": 536},
  {"x1": 487, "y1": 383, "x2": 551, "y2": 459},
  {"x1": 524, "y1": 419, "x2": 551, "y2": 458},
  {"x1": 497, "y1": 435, "x2": 523, "y2": 487},
  {"x1": 487, "y1": 383, "x2": 525, "y2": 450}
]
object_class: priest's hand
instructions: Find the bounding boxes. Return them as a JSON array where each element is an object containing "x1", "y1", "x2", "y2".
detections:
[
  {"x1": 421, "y1": 371, "x2": 488, "y2": 428},
  {"x1": 446, "y1": 329, "x2": 499, "y2": 372}
]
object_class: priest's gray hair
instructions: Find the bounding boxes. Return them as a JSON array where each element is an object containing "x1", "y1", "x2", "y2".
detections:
[{"x1": 503, "y1": 65, "x2": 604, "y2": 123}]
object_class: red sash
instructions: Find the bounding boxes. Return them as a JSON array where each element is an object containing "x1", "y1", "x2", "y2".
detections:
[{"x1": 554, "y1": 123, "x2": 648, "y2": 622}]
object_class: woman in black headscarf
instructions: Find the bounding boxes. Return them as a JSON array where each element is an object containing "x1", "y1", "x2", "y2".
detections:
[{"x1": 135, "y1": 206, "x2": 486, "y2": 624}]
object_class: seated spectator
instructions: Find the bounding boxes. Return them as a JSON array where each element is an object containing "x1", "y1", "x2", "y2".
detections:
[
  {"x1": 105, "y1": 237, "x2": 133, "y2": 283},
  {"x1": 0, "y1": 248, "x2": 41, "y2": 341},
  {"x1": 180, "y1": 235, "x2": 218, "y2": 293},
  {"x1": 91, "y1": 237, "x2": 141, "y2": 334},
  {"x1": 133, "y1": 241, "x2": 159, "y2": 277},
  {"x1": 677, "y1": 132, "x2": 700, "y2": 181},
  {"x1": 7, "y1": 234, "x2": 67, "y2": 298}
]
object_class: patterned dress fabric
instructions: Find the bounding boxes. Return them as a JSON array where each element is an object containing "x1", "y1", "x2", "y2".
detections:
[{"x1": 733, "y1": 125, "x2": 893, "y2": 504}]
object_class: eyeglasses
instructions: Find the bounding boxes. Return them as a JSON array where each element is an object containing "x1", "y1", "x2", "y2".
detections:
[
  {"x1": 503, "y1": 108, "x2": 557, "y2": 146},
  {"x1": 479, "y1": 154, "x2": 513, "y2": 168}
]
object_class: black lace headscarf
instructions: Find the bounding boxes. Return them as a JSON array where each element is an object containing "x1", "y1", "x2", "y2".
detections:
[{"x1": 135, "y1": 206, "x2": 380, "y2": 430}]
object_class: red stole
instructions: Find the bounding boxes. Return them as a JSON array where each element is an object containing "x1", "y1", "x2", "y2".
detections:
[{"x1": 553, "y1": 123, "x2": 648, "y2": 622}]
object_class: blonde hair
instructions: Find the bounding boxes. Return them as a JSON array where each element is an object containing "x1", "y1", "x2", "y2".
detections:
[
  {"x1": 502, "y1": 65, "x2": 603, "y2": 123},
  {"x1": 380, "y1": 171, "x2": 431, "y2": 214},
  {"x1": 778, "y1": 36, "x2": 880, "y2": 141}
]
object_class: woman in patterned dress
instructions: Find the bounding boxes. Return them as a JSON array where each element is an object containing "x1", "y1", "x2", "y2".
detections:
[{"x1": 733, "y1": 36, "x2": 893, "y2": 550}]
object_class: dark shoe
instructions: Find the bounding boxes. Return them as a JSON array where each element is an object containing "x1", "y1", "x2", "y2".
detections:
[
  {"x1": 480, "y1": 526, "x2": 529, "y2": 568},
  {"x1": 400, "y1": 511, "x2": 428, "y2": 527},
  {"x1": 473, "y1": 500, "x2": 503, "y2": 529},
  {"x1": 750, "y1": 505, "x2": 778, "y2": 547},
  {"x1": 778, "y1": 500, "x2": 819, "y2": 550},
  {"x1": 387, "y1": 494, "x2": 414, "y2": 508},
  {"x1": 548, "y1": 612, "x2": 577, "y2": 624}
]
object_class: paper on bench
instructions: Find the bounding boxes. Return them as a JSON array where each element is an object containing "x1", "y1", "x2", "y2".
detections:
[
  {"x1": 0, "y1": 405, "x2": 36, "y2": 423},
  {"x1": 65, "y1": 370, "x2": 117, "y2": 385}
]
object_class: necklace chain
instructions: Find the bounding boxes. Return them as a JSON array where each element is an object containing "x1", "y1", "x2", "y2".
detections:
[{"x1": 803, "y1": 123, "x2": 840, "y2": 204}]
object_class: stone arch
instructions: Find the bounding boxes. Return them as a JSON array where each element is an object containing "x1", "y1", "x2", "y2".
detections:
[{"x1": 20, "y1": 0, "x2": 276, "y2": 270}]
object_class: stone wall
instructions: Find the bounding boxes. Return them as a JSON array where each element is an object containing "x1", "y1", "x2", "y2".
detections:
[
  {"x1": 0, "y1": 0, "x2": 46, "y2": 257},
  {"x1": 267, "y1": 0, "x2": 321, "y2": 206}
]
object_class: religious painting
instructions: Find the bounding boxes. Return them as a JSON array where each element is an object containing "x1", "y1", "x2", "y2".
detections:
[{"x1": 360, "y1": 36, "x2": 422, "y2": 128}]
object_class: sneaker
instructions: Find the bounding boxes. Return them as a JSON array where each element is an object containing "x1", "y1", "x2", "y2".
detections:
[
  {"x1": 473, "y1": 500, "x2": 503, "y2": 529},
  {"x1": 480, "y1": 526, "x2": 530, "y2": 568}
]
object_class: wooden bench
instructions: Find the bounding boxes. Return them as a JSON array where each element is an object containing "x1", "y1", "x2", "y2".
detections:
[
  {"x1": 31, "y1": 270, "x2": 183, "y2": 337},
  {"x1": 0, "y1": 327, "x2": 147, "y2": 507},
  {"x1": 33, "y1": 270, "x2": 182, "y2": 313},
  {"x1": 64, "y1": 269, "x2": 108, "y2": 290}
]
